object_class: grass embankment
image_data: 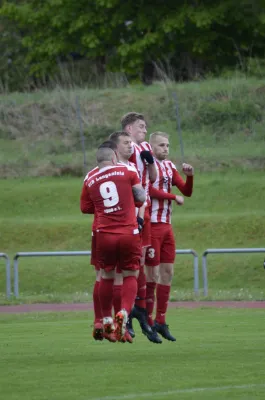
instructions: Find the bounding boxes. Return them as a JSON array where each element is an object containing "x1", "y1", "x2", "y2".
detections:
[
  {"x1": 1, "y1": 77, "x2": 265, "y2": 177},
  {"x1": 0, "y1": 171, "x2": 264, "y2": 303},
  {"x1": 0, "y1": 77, "x2": 265, "y2": 302},
  {"x1": 1, "y1": 309, "x2": 265, "y2": 400}
]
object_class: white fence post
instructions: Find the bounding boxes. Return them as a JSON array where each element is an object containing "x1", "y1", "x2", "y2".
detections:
[{"x1": 0, "y1": 253, "x2": 11, "y2": 299}]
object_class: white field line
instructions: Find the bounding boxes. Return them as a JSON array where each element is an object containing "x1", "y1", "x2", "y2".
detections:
[{"x1": 89, "y1": 383, "x2": 265, "y2": 400}]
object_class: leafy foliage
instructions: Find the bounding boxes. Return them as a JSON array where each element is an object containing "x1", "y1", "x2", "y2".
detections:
[{"x1": 1, "y1": 0, "x2": 265, "y2": 86}]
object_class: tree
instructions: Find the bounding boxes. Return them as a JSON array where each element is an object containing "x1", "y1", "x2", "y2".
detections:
[{"x1": 1, "y1": 0, "x2": 265, "y2": 82}]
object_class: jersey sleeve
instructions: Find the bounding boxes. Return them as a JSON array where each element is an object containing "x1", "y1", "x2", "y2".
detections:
[
  {"x1": 149, "y1": 185, "x2": 176, "y2": 200},
  {"x1": 172, "y1": 168, "x2": 193, "y2": 197},
  {"x1": 140, "y1": 141, "x2": 152, "y2": 153},
  {"x1": 80, "y1": 182, "x2": 95, "y2": 214},
  {"x1": 128, "y1": 168, "x2": 141, "y2": 186},
  {"x1": 128, "y1": 161, "x2": 140, "y2": 177}
]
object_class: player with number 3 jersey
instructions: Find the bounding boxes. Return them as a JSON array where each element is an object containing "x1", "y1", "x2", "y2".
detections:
[{"x1": 145, "y1": 131, "x2": 194, "y2": 342}]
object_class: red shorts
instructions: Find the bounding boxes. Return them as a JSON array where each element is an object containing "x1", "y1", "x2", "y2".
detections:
[
  {"x1": 96, "y1": 232, "x2": 141, "y2": 272},
  {"x1": 145, "y1": 223, "x2": 176, "y2": 267},
  {"x1": 90, "y1": 231, "x2": 100, "y2": 271},
  {"x1": 141, "y1": 207, "x2": 151, "y2": 248}
]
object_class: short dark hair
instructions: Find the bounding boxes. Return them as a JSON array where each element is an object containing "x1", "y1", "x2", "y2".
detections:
[
  {"x1": 98, "y1": 140, "x2": 117, "y2": 151},
  {"x1": 121, "y1": 112, "x2": 145, "y2": 130},
  {"x1": 96, "y1": 147, "x2": 115, "y2": 164},
  {"x1": 109, "y1": 131, "x2": 130, "y2": 144}
]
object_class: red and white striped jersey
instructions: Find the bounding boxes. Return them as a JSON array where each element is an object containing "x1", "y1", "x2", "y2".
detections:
[
  {"x1": 129, "y1": 141, "x2": 152, "y2": 205},
  {"x1": 118, "y1": 160, "x2": 139, "y2": 177},
  {"x1": 150, "y1": 159, "x2": 176, "y2": 223},
  {"x1": 150, "y1": 158, "x2": 193, "y2": 224}
]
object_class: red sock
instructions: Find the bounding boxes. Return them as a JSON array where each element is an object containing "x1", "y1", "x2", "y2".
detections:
[
  {"x1": 134, "y1": 265, "x2": 146, "y2": 309},
  {"x1": 113, "y1": 284, "x2": 122, "y2": 315},
  {"x1": 99, "y1": 278, "x2": 114, "y2": 318},
  {"x1": 146, "y1": 281, "x2": 156, "y2": 326},
  {"x1": 121, "y1": 276, "x2": 138, "y2": 314},
  {"x1": 155, "y1": 284, "x2": 170, "y2": 324},
  {"x1": 93, "y1": 281, "x2": 102, "y2": 323}
]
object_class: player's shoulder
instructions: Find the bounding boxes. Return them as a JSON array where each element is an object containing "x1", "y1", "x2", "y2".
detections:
[
  {"x1": 164, "y1": 160, "x2": 177, "y2": 170},
  {"x1": 106, "y1": 164, "x2": 134, "y2": 175},
  {"x1": 131, "y1": 142, "x2": 141, "y2": 153},
  {"x1": 127, "y1": 160, "x2": 137, "y2": 170},
  {"x1": 126, "y1": 164, "x2": 138, "y2": 174},
  {"x1": 117, "y1": 162, "x2": 138, "y2": 174},
  {"x1": 139, "y1": 141, "x2": 152, "y2": 151},
  {"x1": 84, "y1": 166, "x2": 99, "y2": 181}
]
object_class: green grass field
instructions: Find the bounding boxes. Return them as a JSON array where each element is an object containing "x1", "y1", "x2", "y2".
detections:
[
  {"x1": 1, "y1": 308, "x2": 265, "y2": 400},
  {"x1": 0, "y1": 170, "x2": 265, "y2": 303}
]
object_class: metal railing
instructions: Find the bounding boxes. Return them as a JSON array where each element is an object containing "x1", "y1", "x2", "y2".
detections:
[
  {"x1": 13, "y1": 251, "x2": 91, "y2": 298},
  {"x1": 12, "y1": 249, "x2": 199, "y2": 298},
  {"x1": 202, "y1": 248, "x2": 265, "y2": 296},
  {"x1": 8, "y1": 247, "x2": 263, "y2": 299},
  {"x1": 0, "y1": 253, "x2": 11, "y2": 299}
]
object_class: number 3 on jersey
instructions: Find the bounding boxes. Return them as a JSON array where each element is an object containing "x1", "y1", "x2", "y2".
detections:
[
  {"x1": 99, "y1": 181, "x2": 119, "y2": 207},
  {"x1": 147, "y1": 248, "x2": 155, "y2": 259}
]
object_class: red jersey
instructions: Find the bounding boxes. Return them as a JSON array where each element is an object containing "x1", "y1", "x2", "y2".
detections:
[
  {"x1": 150, "y1": 159, "x2": 193, "y2": 224},
  {"x1": 80, "y1": 166, "x2": 99, "y2": 230},
  {"x1": 82, "y1": 164, "x2": 142, "y2": 234},
  {"x1": 118, "y1": 160, "x2": 139, "y2": 176},
  {"x1": 129, "y1": 141, "x2": 152, "y2": 206}
]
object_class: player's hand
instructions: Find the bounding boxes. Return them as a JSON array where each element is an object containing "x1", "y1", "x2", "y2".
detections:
[
  {"x1": 182, "y1": 163, "x2": 194, "y2": 176},
  {"x1": 175, "y1": 195, "x2": 184, "y2": 205},
  {"x1": 137, "y1": 216, "x2": 144, "y2": 232},
  {"x1": 140, "y1": 150, "x2": 154, "y2": 165}
]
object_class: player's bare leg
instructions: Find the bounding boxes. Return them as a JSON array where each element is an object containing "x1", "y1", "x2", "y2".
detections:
[
  {"x1": 92, "y1": 269, "x2": 104, "y2": 341},
  {"x1": 153, "y1": 263, "x2": 176, "y2": 342},
  {"x1": 100, "y1": 269, "x2": 117, "y2": 342}
]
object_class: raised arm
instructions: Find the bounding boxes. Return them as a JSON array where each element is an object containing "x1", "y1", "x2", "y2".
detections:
[
  {"x1": 147, "y1": 163, "x2": 157, "y2": 183},
  {"x1": 140, "y1": 150, "x2": 157, "y2": 183},
  {"x1": 172, "y1": 164, "x2": 194, "y2": 197}
]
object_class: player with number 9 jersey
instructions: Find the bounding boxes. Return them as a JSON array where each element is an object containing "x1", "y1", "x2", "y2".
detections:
[
  {"x1": 84, "y1": 164, "x2": 144, "y2": 272},
  {"x1": 86, "y1": 164, "x2": 141, "y2": 234}
]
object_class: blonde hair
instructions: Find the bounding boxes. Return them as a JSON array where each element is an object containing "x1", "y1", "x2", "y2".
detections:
[{"x1": 149, "y1": 131, "x2": 169, "y2": 145}]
